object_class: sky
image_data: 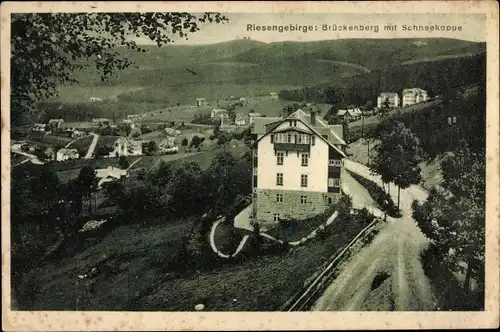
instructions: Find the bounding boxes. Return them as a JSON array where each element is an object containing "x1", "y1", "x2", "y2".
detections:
[{"x1": 129, "y1": 13, "x2": 486, "y2": 45}]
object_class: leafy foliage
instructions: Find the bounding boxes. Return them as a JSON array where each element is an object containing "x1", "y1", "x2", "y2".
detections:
[
  {"x1": 412, "y1": 145, "x2": 485, "y2": 291},
  {"x1": 11, "y1": 12, "x2": 228, "y2": 126},
  {"x1": 369, "y1": 119, "x2": 422, "y2": 208}
]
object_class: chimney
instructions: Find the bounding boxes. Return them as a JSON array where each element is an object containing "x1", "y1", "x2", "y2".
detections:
[{"x1": 310, "y1": 110, "x2": 316, "y2": 125}]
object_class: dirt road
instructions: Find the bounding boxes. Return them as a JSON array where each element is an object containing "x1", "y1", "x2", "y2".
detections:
[{"x1": 312, "y1": 160, "x2": 436, "y2": 311}]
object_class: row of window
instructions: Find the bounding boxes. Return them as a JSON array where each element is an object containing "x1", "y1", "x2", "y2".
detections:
[
  {"x1": 276, "y1": 151, "x2": 342, "y2": 167},
  {"x1": 275, "y1": 194, "x2": 310, "y2": 204},
  {"x1": 276, "y1": 173, "x2": 340, "y2": 187},
  {"x1": 271, "y1": 133, "x2": 315, "y2": 145}
]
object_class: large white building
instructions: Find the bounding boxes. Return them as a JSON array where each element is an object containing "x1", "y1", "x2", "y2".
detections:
[
  {"x1": 402, "y1": 88, "x2": 429, "y2": 107},
  {"x1": 377, "y1": 92, "x2": 400, "y2": 109},
  {"x1": 251, "y1": 109, "x2": 346, "y2": 227}
]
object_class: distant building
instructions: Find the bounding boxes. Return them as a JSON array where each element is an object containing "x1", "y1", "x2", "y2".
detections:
[
  {"x1": 44, "y1": 147, "x2": 55, "y2": 160},
  {"x1": 164, "y1": 127, "x2": 179, "y2": 136},
  {"x1": 122, "y1": 119, "x2": 137, "y2": 129},
  {"x1": 127, "y1": 114, "x2": 140, "y2": 120},
  {"x1": 89, "y1": 97, "x2": 103, "y2": 102},
  {"x1": 402, "y1": 88, "x2": 429, "y2": 107},
  {"x1": 92, "y1": 118, "x2": 112, "y2": 126},
  {"x1": 56, "y1": 148, "x2": 79, "y2": 161},
  {"x1": 336, "y1": 108, "x2": 362, "y2": 122},
  {"x1": 251, "y1": 109, "x2": 346, "y2": 227},
  {"x1": 48, "y1": 119, "x2": 64, "y2": 130},
  {"x1": 110, "y1": 137, "x2": 143, "y2": 157},
  {"x1": 235, "y1": 114, "x2": 247, "y2": 126},
  {"x1": 196, "y1": 98, "x2": 206, "y2": 107},
  {"x1": 96, "y1": 166, "x2": 128, "y2": 189},
  {"x1": 269, "y1": 92, "x2": 279, "y2": 100},
  {"x1": 159, "y1": 137, "x2": 177, "y2": 151},
  {"x1": 71, "y1": 130, "x2": 86, "y2": 139},
  {"x1": 210, "y1": 108, "x2": 229, "y2": 119},
  {"x1": 32, "y1": 123, "x2": 47, "y2": 132},
  {"x1": 377, "y1": 92, "x2": 400, "y2": 109}
]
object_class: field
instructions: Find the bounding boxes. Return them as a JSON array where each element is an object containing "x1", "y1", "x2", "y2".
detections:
[
  {"x1": 50, "y1": 85, "x2": 146, "y2": 103},
  {"x1": 67, "y1": 135, "x2": 94, "y2": 156}
]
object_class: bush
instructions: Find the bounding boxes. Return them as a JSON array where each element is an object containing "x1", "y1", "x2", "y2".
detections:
[
  {"x1": 336, "y1": 194, "x2": 353, "y2": 219},
  {"x1": 346, "y1": 170, "x2": 400, "y2": 217}
]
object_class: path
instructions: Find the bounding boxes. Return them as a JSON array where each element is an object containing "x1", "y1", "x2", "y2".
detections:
[
  {"x1": 64, "y1": 134, "x2": 91, "y2": 148},
  {"x1": 312, "y1": 159, "x2": 435, "y2": 311},
  {"x1": 11, "y1": 150, "x2": 44, "y2": 166},
  {"x1": 210, "y1": 209, "x2": 340, "y2": 258},
  {"x1": 84, "y1": 133, "x2": 100, "y2": 159}
]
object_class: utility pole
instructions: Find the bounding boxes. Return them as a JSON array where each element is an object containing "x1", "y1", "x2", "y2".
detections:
[{"x1": 361, "y1": 115, "x2": 365, "y2": 140}]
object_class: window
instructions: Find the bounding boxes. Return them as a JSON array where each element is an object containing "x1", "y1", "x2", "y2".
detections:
[
  {"x1": 276, "y1": 193, "x2": 283, "y2": 203},
  {"x1": 311, "y1": 135, "x2": 315, "y2": 145},
  {"x1": 253, "y1": 149, "x2": 257, "y2": 157},
  {"x1": 297, "y1": 134, "x2": 302, "y2": 144},
  {"x1": 329, "y1": 159, "x2": 342, "y2": 166},
  {"x1": 276, "y1": 173, "x2": 283, "y2": 186},
  {"x1": 328, "y1": 197, "x2": 333, "y2": 204},
  {"x1": 301, "y1": 174, "x2": 308, "y2": 187},
  {"x1": 270, "y1": 134, "x2": 274, "y2": 143},
  {"x1": 300, "y1": 195, "x2": 308, "y2": 204},
  {"x1": 273, "y1": 214, "x2": 280, "y2": 222},
  {"x1": 328, "y1": 178, "x2": 340, "y2": 187},
  {"x1": 287, "y1": 134, "x2": 291, "y2": 143},
  {"x1": 277, "y1": 152, "x2": 284, "y2": 165},
  {"x1": 301, "y1": 153, "x2": 309, "y2": 166}
]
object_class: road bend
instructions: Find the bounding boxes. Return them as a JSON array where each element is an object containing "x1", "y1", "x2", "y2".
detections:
[{"x1": 311, "y1": 160, "x2": 436, "y2": 311}]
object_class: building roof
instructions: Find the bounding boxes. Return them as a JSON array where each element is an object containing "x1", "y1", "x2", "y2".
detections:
[
  {"x1": 337, "y1": 108, "x2": 361, "y2": 117},
  {"x1": 57, "y1": 148, "x2": 78, "y2": 155},
  {"x1": 403, "y1": 88, "x2": 427, "y2": 94},
  {"x1": 96, "y1": 166, "x2": 127, "y2": 180},
  {"x1": 379, "y1": 92, "x2": 398, "y2": 97},
  {"x1": 165, "y1": 127, "x2": 176, "y2": 136},
  {"x1": 211, "y1": 108, "x2": 228, "y2": 113},
  {"x1": 248, "y1": 112, "x2": 262, "y2": 117},
  {"x1": 256, "y1": 109, "x2": 347, "y2": 157}
]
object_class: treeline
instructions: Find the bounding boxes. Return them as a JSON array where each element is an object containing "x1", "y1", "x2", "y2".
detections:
[
  {"x1": 279, "y1": 53, "x2": 486, "y2": 107},
  {"x1": 32, "y1": 100, "x2": 166, "y2": 123}
]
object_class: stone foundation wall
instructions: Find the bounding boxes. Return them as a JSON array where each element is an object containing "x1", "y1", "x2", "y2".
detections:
[{"x1": 255, "y1": 189, "x2": 340, "y2": 227}]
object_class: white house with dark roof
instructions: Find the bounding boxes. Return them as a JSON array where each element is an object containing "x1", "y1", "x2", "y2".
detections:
[
  {"x1": 251, "y1": 109, "x2": 346, "y2": 227},
  {"x1": 377, "y1": 92, "x2": 400, "y2": 108},
  {"x1": 96, "y1": 166, "x2": 128, "y2": 189},
  {"x1": 402, "y1": 88, "x2": 428, "y2": 107}
]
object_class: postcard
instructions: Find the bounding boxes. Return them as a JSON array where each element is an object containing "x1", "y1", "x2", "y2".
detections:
[{"x1": 1, "y1": 1, "x2": 499, "y2": 330}]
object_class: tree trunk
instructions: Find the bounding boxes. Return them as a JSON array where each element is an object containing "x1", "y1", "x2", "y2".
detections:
[
  {"x1": 464, "y1": 258, "x2": 473, "y2": 291},
  {"x1": 388, "y1": 183, "x2": 391, "y2": 196},
  {"x1": 397, "y1": 186, "x2": 401, "y2": 210}
]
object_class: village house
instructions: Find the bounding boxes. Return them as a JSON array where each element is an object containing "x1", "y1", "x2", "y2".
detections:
[
  {"x1": 251, "y1": 109, "x2": 346, "y2": 227},
  {"x1": 92, "y1": 118, "x2": 112, "y2": 126},
  {"x1": 164, "y1": 127, "x2": 180, "y2": 136},
  {"x1": 44, "y1": 147, "x2": 55, "y2": 160},
  {"x1": 402, "y1": 88, "x2": 429, "y2": 107},
  {"x1": 56, "y1": 148, "x2": 79, "y2": 161},
  {"x1": 336, "y1": 108, "x2": 362, "y2": 122},
  {"x1": 71, "y1": 130, "x2": 86, "y2": 139},
  {"x1": 210, "y1": 108, "x2": 229, "y2": 119},
  {"x1": 89, "y1": 97, "x2": 103, "y2": 102},
  {"x1": 32, "y1": 123, "x2": 47, "y2": 132},
  {"x1": 377, "y1": 92, "x2": 400, "y2": 109},
  {"x1": 110, "y1": 137, "x2": 143, "y2": 157},
  {"x1": 196, "y1": 97, "x2": 207, "y2": 107},
  {"x1": 48, "y1": 119, "x2": 64, "y2": 130},
  {"x1": 96, "y1": 166, "x2": 128, "y2": 189},
  {"x1": 269, "y1": 92, "x2": 279, "y2": 101},
  {"x1": 235, "y1": 114, "x2": 247, "y2": 126},
  {"x1": 122, "y1": 119, "x2": 137, "y2": 129}
]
